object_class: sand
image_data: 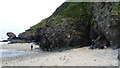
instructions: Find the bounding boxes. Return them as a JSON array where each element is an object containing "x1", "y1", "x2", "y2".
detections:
[{"x1": 0, "y1": 43, "x2": 119, "y2": 66}]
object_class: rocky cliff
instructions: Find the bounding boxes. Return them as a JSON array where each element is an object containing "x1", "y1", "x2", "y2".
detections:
[
  {"x1": 93, "y1": 2, "x2": 120, "y2": 49},
  {"x1": 18, "y1": 2, "x2": 120, "y2": 51}
]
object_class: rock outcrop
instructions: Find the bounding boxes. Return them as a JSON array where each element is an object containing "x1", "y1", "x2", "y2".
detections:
[
  {"x1": 18, "y1": 2, "x2": 120, "y2": 51},
  {"x1": 32, "y1": 2, "x2": 93, "y2": 51},
  {"x1": 6, "y1": 31, "x2": 33, "y2": 43},
  {"x1": 18, "y1": 29, "x2": 34, "y2": 41},
  {"x1": 93, "y1": 2, "x2": 120, "y2": 49},
  {"x1": 6, "y1": 32, "x2": 16, "y2": 40}
]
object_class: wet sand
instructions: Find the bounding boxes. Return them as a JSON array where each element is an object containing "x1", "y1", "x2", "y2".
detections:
[{"x1": 0, "y1": 43, "x2": 119, "y2": 66}]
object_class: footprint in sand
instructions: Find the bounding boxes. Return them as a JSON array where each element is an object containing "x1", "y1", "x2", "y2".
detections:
[
  {"x1": 65, "y1": 59, "x2": 70, "y2": 63},
  {"x1": 59, "y1": 56, "x2": 66, "y2": 60}
]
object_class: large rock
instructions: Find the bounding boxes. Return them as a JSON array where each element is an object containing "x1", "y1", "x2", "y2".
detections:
[
  {"x1": 18, "y1": 29, "x2": 34, "y2": 41},
  {"x1": 33, "y1": 2, "x2": 93, "y2": 51},
  {"x1": 93, "y1": 2, "x2": 120, "y2": 49},
  {"x1": 18, "y1": 2, "x2": 120, "y2": 51},
  {"x1": 6, "y1": 32, "x2": 16, "y2": 40},
  {"x1": 35, "y1": 18, "x2": 91, "y2": 51},
  {"x1": 6, "y1": 32, "x2": 33, "y2": 43}
]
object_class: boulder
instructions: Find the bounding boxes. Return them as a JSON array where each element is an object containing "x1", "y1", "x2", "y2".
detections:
[
  {"x1": 6, "y1": 32, "x2": 16, "y2": 40},
  {"x1": 33, "y1": 2, "x2": 93, "y2": 51},
  {"x1": 18, "y1": 31, "x2": 34, "y2": 41}
]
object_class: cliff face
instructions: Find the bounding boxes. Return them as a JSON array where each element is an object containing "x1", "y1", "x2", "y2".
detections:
[
  {"x1": 93, "y1": 2, "x2": 120, "y2": 49},
  {"x1": 33, "y1": 2, "x2": 93, "y2": 51},
  {"x1": 18, "y1": 2, "x2": 120, "y2": 51}
]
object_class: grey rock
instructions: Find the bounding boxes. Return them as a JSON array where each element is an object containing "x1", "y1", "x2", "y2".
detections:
[
  {"x1": 18, "y1": 31, "x2": 34, "y2": 41},
  {"x1": 93, "y1": 2, "x2": 120, "y2": 49},
  {"x1": 6, "y1": 32, "x2": 16, "y2": 40}
]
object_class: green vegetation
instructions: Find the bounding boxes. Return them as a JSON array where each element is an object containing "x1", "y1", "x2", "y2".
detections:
[
  {"x1": 26, "y1": 2, "x2": 93, "y2": 38},
  {"x1": 112, "y1": 2, "x2": 120, "y2": 15},
  {"x1": 31, "y1": 18, "x2": 48, "y2": 29},
  {"x1": 29, "y1": 18, "x2": 49, "y2": 35},
  {"x1": 51, "y1": 2, "x2": 93, "y2": 36},
  {"x1": 53, "y1": 2, "x2": 92, "y2": 18},
  {"x1": 50, "y1": 17, "x2": 63, "y2": 25}
]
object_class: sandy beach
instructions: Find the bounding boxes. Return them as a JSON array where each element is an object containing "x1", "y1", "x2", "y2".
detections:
[{"x1": 0, "y1": 43, "x2": 119, "y2": 66}]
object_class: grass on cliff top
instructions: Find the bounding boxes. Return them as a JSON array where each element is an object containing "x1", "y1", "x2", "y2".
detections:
[
  {"x1": 30, "y1": 2, "x2": 93, "y2": 35},
  {"x1": 31, "y1": 2, "x2": 93, "y2": 29},
  {"x1": 29, "y1": 18, "x2": 49, "y2": 35},
  {"x1": 52, "y1": 2, "x2": 93, "y2": 21}
]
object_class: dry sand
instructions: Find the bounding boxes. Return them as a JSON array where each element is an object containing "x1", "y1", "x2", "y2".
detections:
[{"x1": 0, "y1": 43, "x2": 119, "y2": 66}]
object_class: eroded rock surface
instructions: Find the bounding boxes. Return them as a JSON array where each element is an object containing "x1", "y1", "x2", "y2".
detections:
[{"x1": 93, "y1": 2, "x2": 120, "y2": 49}]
